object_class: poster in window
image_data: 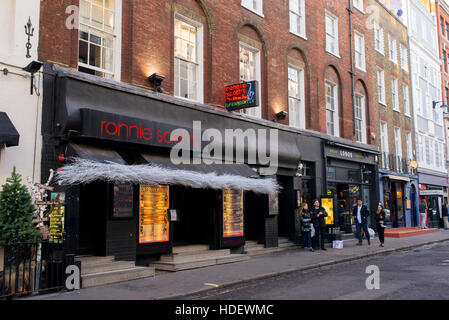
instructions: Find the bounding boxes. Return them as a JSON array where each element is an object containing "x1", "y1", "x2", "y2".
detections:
[
  {"x1": 49, "y1": 204, "x2": 65, "y2": 243},
  {"x1": 112, "y1": 184, "x2": 134, "y2": 219},
  {"x1": 268, "y1": 193, "x2": 279, "y2": 215},
  {"x1": 321, "y1": 197, "x2": 335, "y2": 225},
  {"x1": 223, "y1": 190, "x2": 244, "y2": 238},
  {"x1": 139, "y1": 185, "x2": 169, "y2": 243}
]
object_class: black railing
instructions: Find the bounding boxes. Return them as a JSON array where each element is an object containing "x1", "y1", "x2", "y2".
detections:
[
  {"x1": 380, "y1": 152, "x2": 417, "y2": 175},
  {"x1": 0, "y1": 241, "x2": 65, "y2": 299}
]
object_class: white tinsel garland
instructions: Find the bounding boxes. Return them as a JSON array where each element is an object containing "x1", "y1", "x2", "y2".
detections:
[{"x1": 56, "y1": 158, "x2": 281, "y2": 195}]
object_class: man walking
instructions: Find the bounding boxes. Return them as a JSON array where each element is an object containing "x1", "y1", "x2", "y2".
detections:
[
  {"x1": 419, "y1": 199, "x2": 428, "y2": 229},
  {"x1": 352, "y1": 198, "x2": 370, "y2": 246}
]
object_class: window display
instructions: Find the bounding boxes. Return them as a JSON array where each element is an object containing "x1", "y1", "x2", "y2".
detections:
[
  {"x1": 223, "y1": 190, "x2": 244, "y2": 238},
  {"x1": 139, "y1": 185, "x2": 169, "y2": 243},
  {"x1": 112, "y1": 184, "x2": 133, "y2": 218}
]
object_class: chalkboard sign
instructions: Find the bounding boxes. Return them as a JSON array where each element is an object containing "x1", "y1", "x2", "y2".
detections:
[{"x1": 112, "y1": 184, "x2": 134, "y2": 219}]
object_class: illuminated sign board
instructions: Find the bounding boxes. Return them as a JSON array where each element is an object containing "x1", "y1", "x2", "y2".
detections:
[{"x1": 225, "y1": 81, "x2": 259, "y2": 111}]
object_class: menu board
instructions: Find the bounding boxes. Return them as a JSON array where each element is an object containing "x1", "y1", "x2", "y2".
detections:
[
  {"x1": 139, "y1": 185, "x2": 169, "y2": 243},
  {"x1": 112, "y1": 184, "x2": 134, "y2": 218},
  {"x1": 49, "y1": 204, "x2": 65, "y2": 243},
  {"x1": 321, "y1": 197, "x2": 335, "y2": 226},
  {"x1": 223, "y1": 190, "x2": 244, "y2": 238}
]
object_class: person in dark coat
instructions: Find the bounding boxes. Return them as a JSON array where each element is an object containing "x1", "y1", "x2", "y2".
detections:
[
  {"x1": 442, "y1": 202, "x2": 449, "y2": 230},
  {"x1": 352, "y1": 198, "x2": 371, "y2": 246},
  {"x1": 300, "y1": 203, "x2": 314, "y2": 252},
  {"x1": 376, "y1": 204, "x2": 386, "y2": 247},
  {"x1": 311, "y1": 199, "x2": 328, "y2": 250}
]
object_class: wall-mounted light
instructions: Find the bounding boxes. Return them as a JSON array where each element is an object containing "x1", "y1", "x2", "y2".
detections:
[
  {"x1": 148, "y1": 73, "x2": 166, "y2": 93},
  {"x1": 275, "y1": 110, "x2": 288, "y2": 121},
  {"x1": 2, "y1": 68, "x2": 8, "y2": 76},
  {"x1": 433, "y1": 100, "x2": 449, "y2": 110},
  {"x1": 22, "y1": 60, "x2": 43, "y2": 95}
]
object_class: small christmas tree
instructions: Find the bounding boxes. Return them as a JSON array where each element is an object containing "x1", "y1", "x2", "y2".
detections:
[{"x1": 0, "y1": 167, "x2": 41, "y2": 245}]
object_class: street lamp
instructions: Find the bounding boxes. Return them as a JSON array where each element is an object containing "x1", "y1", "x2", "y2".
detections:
[{"x1": 432, "y1": 101, "x2": 449, "y2": 111}]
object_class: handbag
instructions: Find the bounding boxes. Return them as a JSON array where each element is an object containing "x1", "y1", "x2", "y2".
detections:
[{"x1": 310, "y1": 224, "x2": 315, "y2": 237}]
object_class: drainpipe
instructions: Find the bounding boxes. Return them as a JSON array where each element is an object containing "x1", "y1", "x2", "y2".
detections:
[{"x1": 347, "y1": 0, "x2": 356, "y2": 137}]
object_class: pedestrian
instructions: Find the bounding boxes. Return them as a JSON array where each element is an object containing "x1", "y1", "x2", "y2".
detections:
[
  {"x1": 300, "y1": 203, "x2": 313, "y2": 252},
  {"x1": 376, "y1": 204, "x2": 386, "y2": 247},
  {"x1": 352, "y1": 198, "x2": 371, "y2": 246},
  {"x1": 337, "y1": 202, "x2": 345, "y2": 229},
  {"x1": 311, "y1": 199, "x2": 328, "y2": 251},
  {"x1": 419, "y1": 199, "x2": 428, "y2": 229},
  {"x1": 442, "y1": 202, "x2": 449, "y2": 230}
]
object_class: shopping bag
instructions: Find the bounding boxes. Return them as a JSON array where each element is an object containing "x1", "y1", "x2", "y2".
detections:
[
  {"x1": 310, "y1": 224, "x2": 315, "y2": 238},
  {"x1": 368, "y1": 227, "x2": 375, "y2": 239},
  {"x1": 332, "y1": 240, "x2": 343, "y2": 249}
]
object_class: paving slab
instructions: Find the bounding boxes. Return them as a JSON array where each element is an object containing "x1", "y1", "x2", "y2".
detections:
[{"x1": 26, "y1": 230, "x2": 449, "y2": 300}]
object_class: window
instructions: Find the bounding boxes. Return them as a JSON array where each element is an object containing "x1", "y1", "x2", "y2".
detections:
[
  {"x1": 441, "y1": 17, "x2": 445, "y2": 36},
  {"x1": 380, "y1": 122, "x2": 389, "y2": 168},
  {"x1": 403, "y1": 83, "x2": 410, "y2": 116},
  {"x1": 353, "y1": 0, "x2": 364, "y2": 12},
  {"x1": 354, "y1": 94, "x2": 366, "y2": 143},
  {"x1": 239, "y1": 43, "x2": 261, "y2": 118},
  {"x1": 446, "y1": 22, "x2": 449, "y2": 41},
  {"x1": 325, "y1": 12, "x2": 339, "y2": 56},
  {"x1": 289, "y1": 0, "x2": 306, "y2": 38},
  {"x1": 354, "y1": 32, "x2": 366, "y2": 71},
  {"x1": 444, "y1": 50, "x2": 448, "y2": 73},
  {"x1": 288, "y1": 65, "x2": 305, "y2": 129},
  {"x1": 388, "y1": 34, "x2": 397, "y2": 63},
  {"x1": 377, "y1": 68, "x2": 386, "y2": 104},
  {"x1": 392, "y1": 77, "x2": 399, "y2": 111},
  {"x1": 425, "y1": 136, "x2": 431, "y2": 165},
  {"x1": 242, "y1": 0, "x2": 263, "y2": 16},
  {"x1": 418, "y1": 134, "x2": 424, "y2": 163},
  {"x1": 374, "y1": 23, "x2": 384, "y2": 55},
  {"x1": 78, "y1": 0, "x2": 121, "y2": 79},
  {"x1": 394, "y1": 127, "x2": 402, "y2": 170},
  {"x1": 325, "y1": 81, "x2": 339, "y2": 136},
  {"x1": 446, "y1": 87, "x2": 449, "y2": 105},
  {"x1": 435, "y1": 140, "x2": 441, "y2": 168},
  {"x1": 406, "y1": 132, "x2": 413, "y2": 161},
  {"x1": 174, "y1": 16, "x2": 203, "y2": 102},
  {"x1": 400, "y1": 44, "x2": 408, "y2": 71}
]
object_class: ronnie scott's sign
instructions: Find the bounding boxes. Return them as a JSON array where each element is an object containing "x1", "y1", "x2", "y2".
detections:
[{"x1": 225, "y1": 81, "x2": 259, "y2": 111}]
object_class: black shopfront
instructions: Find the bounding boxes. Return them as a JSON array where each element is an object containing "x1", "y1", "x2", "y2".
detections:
[{"x1": 40, "y1": 64, "x2": 301, "y2": 262}]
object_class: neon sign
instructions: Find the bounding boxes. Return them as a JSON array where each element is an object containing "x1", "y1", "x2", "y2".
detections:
[{"x1": 225, "y1": 81, "x2": 259, "y2": 111}]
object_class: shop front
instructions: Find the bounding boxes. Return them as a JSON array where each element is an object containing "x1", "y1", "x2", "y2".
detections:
[
  {"x1": 41, "y1": 64, "x2": 301, "y2": 262},
  {"x1": 418, "y1": 170, "x2": 449, "y2": 229},
  {"x1": 323, "y1": 142, "x2": 379, "y2": 230}
]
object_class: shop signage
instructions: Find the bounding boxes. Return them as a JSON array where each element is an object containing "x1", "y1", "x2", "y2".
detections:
[
  {"x1": 49, "y1": 204, "x2": 65, "y2": 243},
  {"x1": 223, "y1": 190, "x2": 244, "y2": 237},
  {"x1": 420, "y1": 190, "x2": 444, "y2": 196},
  {"x1": 225, "y1": 81, "x2": 259, "y2": 111},
  {"x1": 321, "y1": 197, "x2": 334, "y2": 226},
  {"x1": 324, "y1": 145, "x2": 376, "y2": 164}
]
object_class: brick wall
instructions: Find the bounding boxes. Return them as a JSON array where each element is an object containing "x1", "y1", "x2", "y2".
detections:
[{"x1": 38, "y1": 0, "x2": 375, "y2": 144}]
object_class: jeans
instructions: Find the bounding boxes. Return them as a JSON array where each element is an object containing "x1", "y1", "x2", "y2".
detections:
[
  {"x1": 420, "y1": 212, "x2": 427, "y2": 228},
  {"x1": 376, "y1": 224, "x2": 385, "y2": 244},
  {"x1": 315, "y1": 225, "x2": 327, "y2": 248},
  {"x1": 303, "y1": 231, "x2": 311, "y2": 248},
  {"x1": 443, "y1": 216, "x2": 449, "y2": 229},
  {"x1": 356, "y1": 222, "x2": 370, "y2": 243}
]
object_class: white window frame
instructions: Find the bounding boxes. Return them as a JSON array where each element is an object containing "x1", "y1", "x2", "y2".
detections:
[
  {"x1": 418, "y1": 134, "x2": 424, "y2": 163},
  {"x1": 388, "y1": 34, "x2": 397, "y2": 64},
  {"x1": 241, "y1": 0, "x2": 264, "y2": 17},
  {"x1": 403, "y1": 83, "x2": 410, "y2": 116},
  {"x1": 394, "y1": 127, "x2": 402, "y2": 170},
  {"x1": 174, "y1": 14, "x2": 204, "y2": 103},
  {"x1": 392, "y1": 77, "x2": 399, "y2": 112},
  {"x1": 405, "y1": 132, "x2": 413, "y2": 161},
  {"x1": 78, "y1": 0, "x2": 122, "y2": 80},
  {"x1": 354, "y1": 31, "x2": 366, "y2": 71},
  {"x1": 289, "y1": 0, "x2": 306, "y2": 39},
  {"x1": 353, "y1": 0, "x2": 364, "y2": 13},
  {"x1": 374, "y1": 22, "x2": 384, "y2": 55},
  {"x1": 380, "y1": 121, "x2": 389, "y2": 169},
  {"x1": 377, "y1": 68, "x2": 386, "y2": 105},
  {"x1": 239, "y1": 42, "x2": 262, "y2": 118},
  {"x1": 325, "y1": 80, "x2": 339, "y2": 137},
  {"x1": 400, "y1": 44, "x2": 409, "y2": 71},
  {"x1": 354, "y1": 93, "x2": 366, "y2": 143},
  {"x1": 325, "y1": 11, "x2": 340, "y2": 58},
  {"x1": 288, "y1": 64, "x2": 305, "y2": 129}
]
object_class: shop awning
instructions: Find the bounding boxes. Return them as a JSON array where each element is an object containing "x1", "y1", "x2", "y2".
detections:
[
  {"x1": 66, "y1": 143, "x2": 127, "y2": 164},
  {"x1": 138, "y1": 153, "x2": 260, "y2": 179},
  {"x1": 384, "y1": 175, "x2": 411, "y2": 182},
  {"x1": 0, "y1": 112, "x2": 20, "y2": 147},
  {"x1": 57, "y1": 154, "x2": 280, "y2": 194}
]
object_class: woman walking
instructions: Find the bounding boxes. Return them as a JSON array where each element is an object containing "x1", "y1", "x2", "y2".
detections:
[
  {"x1": 300, "y1": 203, "x2": 314, "y2": 252},
  {"x1": 376, "y1": 204, "x2": 387, "y2": 247}
]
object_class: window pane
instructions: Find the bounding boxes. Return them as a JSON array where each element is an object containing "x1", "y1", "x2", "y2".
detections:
[
  {"x1": 79, "y1": 40, "x2": 89, "y2": 64},
  {"x1": 91, "y1": 4, "x2": 104, "y2": 29},
  {"x1": 89, "y1": 43, "x2": 101, "y2": 67}
]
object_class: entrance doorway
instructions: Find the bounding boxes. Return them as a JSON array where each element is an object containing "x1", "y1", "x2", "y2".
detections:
[
  {"x1": 78, "y1": 182, "x2": 108, "y2": 256},
  {"x1": 277, "y1": 176, "x2": 296, "y2": 239},
  {"x1": 244, "y1": 192, "x2": 265, "y2": 242},
  {"x1": 171, "y1": 186, "x2": 218, "y2": 247}
]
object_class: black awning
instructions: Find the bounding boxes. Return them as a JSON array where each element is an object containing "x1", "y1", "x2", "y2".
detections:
[
  {"x1": 138, "y1": 153, "x2": 260, "y2": 179},
  {"x1": 0, "y1": 112, "x2": 20, "y2": 147},
  {"x1": 66, "y1": 143, "x2": 127, "y2": 164}
]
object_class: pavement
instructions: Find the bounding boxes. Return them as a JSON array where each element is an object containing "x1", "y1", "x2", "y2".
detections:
[{"x1": 29, "y1": 230, "x2": 449, "y2": 300}]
